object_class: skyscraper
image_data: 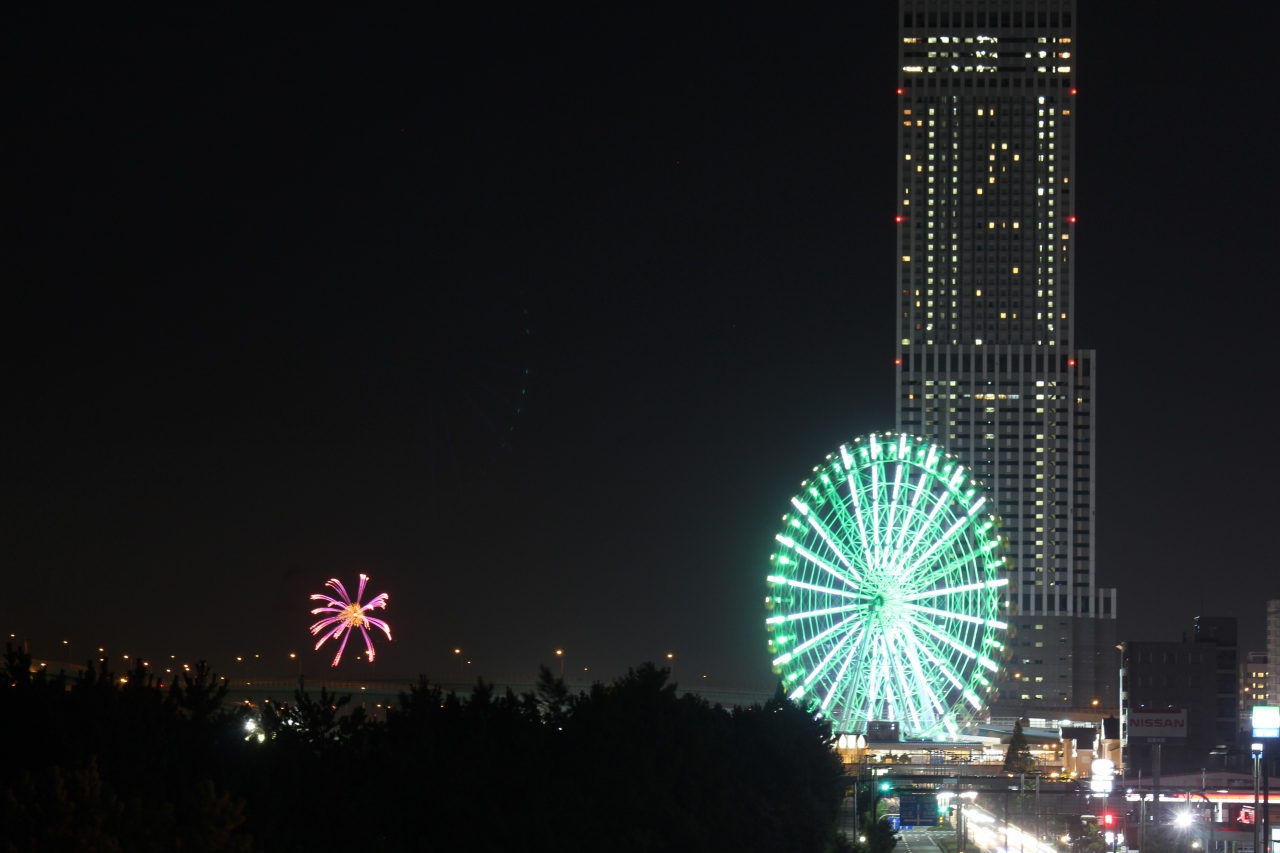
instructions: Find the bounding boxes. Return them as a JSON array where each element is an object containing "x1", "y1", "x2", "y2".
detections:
[
  {"x1": 893, "y1": 0, "x2": 1117, "y2": 715},
  {"x1": 1268, "y1": 599, "x2": 1280, "y2": 710}
]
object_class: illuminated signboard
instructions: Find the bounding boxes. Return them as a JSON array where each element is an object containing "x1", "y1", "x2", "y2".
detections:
[
  {"x1": 1253, "y1": 705, "x2": 1280, "y2": 738},
  {"x1": 1090, "y1": 758, "x2": 1115, "y2": 793},
  {"x1": 1128, "y1": 710, "x2": 1187, "y2": 737}
]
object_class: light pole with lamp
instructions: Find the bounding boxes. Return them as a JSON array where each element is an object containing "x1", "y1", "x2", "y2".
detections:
[
  {"x1": 1194, "y1": 791, "x2": 1215, "y2": 853},
  {"x1": 1174, "y1": 805, "x2": 1194, "y2": 853},
  {"x1": 666, "y1": 653, "x2": 674, "y2": 682},
  {"x1": 556, "y1": 649, "x2": 564, "y2": 678},
  {"x1": 954, "y1": 789, "x2": 977, "y2": 853},
  {"x1": 1253, "y1": 743, "x2": 1264, "y2": 853}
]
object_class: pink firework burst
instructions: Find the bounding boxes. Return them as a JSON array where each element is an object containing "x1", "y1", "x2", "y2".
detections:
[{"x1": 309, "y1": 574, "x2": 391, "y2": 666}]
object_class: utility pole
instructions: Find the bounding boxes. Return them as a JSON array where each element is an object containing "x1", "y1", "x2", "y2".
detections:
[
  {"x1": 852, "y1": 778, "x2": 858, "y2": 842},
  {"x1": 1020, "y1": 773, "x2": 1026, "y2": 853},
  {"x1": 1004, "y1": 787, "x2": 1010, "y2": 853},
  {"x1": 1254, "y1": 744, "x2": 1262, "y2": 853},
  {"x1": 1264, "y1": 745, "x2": 1271, "y2": 853},
  {"x1": 1139, "y1": 793, "x2": 1146, "y2": 853}
]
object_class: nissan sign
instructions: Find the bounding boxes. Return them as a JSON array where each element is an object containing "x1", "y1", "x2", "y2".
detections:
[{"x1": 1128, "y1": 710, "x2": 1188, "y2": 737}]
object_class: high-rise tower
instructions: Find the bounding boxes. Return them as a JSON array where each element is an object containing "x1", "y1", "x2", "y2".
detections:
[
  {"x1": 1268, "y1": 599, "x2": 1280, "y2": 710},
  {"x1": 893, "y1": 0, "x2": 1117, "y2": 715}
]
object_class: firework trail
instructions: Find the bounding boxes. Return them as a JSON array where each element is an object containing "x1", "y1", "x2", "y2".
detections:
[{"x1": 309, "y1": 574, "x2": 391, "y2": 666}]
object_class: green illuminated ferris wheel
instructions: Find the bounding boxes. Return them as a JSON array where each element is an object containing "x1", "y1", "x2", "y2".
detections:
[{"x1": 765, "y1": 432, "x2": 1009, "y2": 739}]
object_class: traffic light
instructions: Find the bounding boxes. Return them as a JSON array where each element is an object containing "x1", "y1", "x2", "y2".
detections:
[
  {"x1": 1101, "y1": 813, "x2": 1115, "y2": 828},
  {"x1": 880, "y1": 781, "x2": 893, "y2": 793}
]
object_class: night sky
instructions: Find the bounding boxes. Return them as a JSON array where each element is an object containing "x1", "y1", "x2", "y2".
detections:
[{"x1": 5, "y1": 5, "x2": 1279, "y2": 687}]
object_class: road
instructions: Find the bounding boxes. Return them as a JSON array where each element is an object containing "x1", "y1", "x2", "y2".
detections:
[
  {"x1": 963, "y1": 803, "x2": 1057, "y2": 853},
  {"x1": 901, "y1": 828, "x2": 948, "y2": 853}
]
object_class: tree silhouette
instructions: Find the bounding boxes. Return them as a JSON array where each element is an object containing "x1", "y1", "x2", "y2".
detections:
[
  {"x1": 2, "y1": 656, "x2": 849, "y2": 851},
  {"x1": 1002, "y1": 720, "x2": 1037, "y2": 774}
]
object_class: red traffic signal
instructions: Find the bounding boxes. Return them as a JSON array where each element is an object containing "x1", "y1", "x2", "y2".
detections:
[{"x1": 1102, "y1": 813, "x2": 1115, "y2": 827}]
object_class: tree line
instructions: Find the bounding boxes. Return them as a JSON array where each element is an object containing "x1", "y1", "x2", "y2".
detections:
[{"x1": 1, "y1": 645, "x2": 855, "y2": 851}]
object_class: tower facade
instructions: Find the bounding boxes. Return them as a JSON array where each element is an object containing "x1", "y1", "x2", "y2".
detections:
[
  {"x1": 893, "y1": 0, "x2": 1117, "y2": 715},
  {"x1": 1268, "y1": 600, "x2": 1280, "y2": 712}
]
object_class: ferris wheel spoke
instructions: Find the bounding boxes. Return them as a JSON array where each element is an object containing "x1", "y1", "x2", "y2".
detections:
[
  {"x1": 896, "y1": 486, "x2": 954, "y2": 575},
  {"x1": 819, "y1": 475, "x2": 871, "y2": 569},
  {"x1": 862, "y1": 638, "x2": 882, "y2": 723},
  {"x1": 887, "y1": 468, "x2": 931, "y2": 559},
  {"x1": 765, "y1": 602, "x2": 860, "y2": 625},
  {"x1": 794, "y1": 493, "x2": 865, "y2": 581},
  {"x1": 910, "y1": 534, "x2": 997, "y2": 586},
  {"x1": 875, "y1": 634, "x2": 902, "y2": 723},
  {"x1": 898, "y1": 627, "x2": 948, "y2": 718},
  {"x1": 883, "y1": 630, "x2": 924, "y2": 729},
  {"x1": 790, "y1": 622, "x2": 861, "y2": 699},
  {"x1": 774, "y1": 535, "x2": 859, "y2": 590},
  {"x1": 837, "y1": 626, "x2": 879, "y2": 727},
  {"x1": 846, "y1": 470, "x2": 880, "y2": 570},
  {"x1": 902, "y1": 626, "x2": 968, "y2": 696},
  {"x1": 869, "y1": 464, "x2": 881, "y2": 549},
  {"x1": 903, "y1": 577, "x2": 1007, "y2": 601},
  {"x1": 808, "y1": 515, "x2": 867, "y2": 581},
  {"x1": 820, "y1": 624, "x2": 870, "y2": 710},
  {"x1": 904, "y1": 602, "x2": 985, "y2": 625},
  {"x1": 849, "y1": 466, "x2": 880, "y2": 571},
  {"x1": 907, "y1": 615, "x2": 999, "y2": 674},
  {"x1": 909, "y1": 502, "x2": 992, "y2": 576},
  {"x1": 904, "y1": 509, "x2": 975, "y2": 576},
  {"x1": 773, "y1": 612, "x2": 861, "y2": 666},
  {"x1": 767, "y1": 574, "x2": 863, "y2": 601},
  {"x1": 883, "y1": 463, "x2": 907, "y2": 543}
]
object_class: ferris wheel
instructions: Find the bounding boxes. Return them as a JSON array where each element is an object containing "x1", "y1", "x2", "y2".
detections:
[{"x1": 765, "y1": 432, "x2": 1008, "y2": 739}]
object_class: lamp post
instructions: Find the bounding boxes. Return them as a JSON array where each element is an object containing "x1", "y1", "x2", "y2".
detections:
[
  {"x1": 556, "y1": 649, "x2": 564, "y2": 678},
  {"x1": 1253, "y1": 744, "x2": 1264, "y2": 853},
  {"x1": 455, "y1": 648, "x2": 462, "y2": 677},
  {"x1": 666, "y1": 653, "x2": 674, "y2": 682},
  {"x1": 957, "y1": 789, "x2": 977, "y2": 853},
  {"x1": 1263, "y1": 742, "x2": 1271, "y2": 853},
  {"x1": 1195, "y1": 791, "x2": 1215, "y2": 853}
]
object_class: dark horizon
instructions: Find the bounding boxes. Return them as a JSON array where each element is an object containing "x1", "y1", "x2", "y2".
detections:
[{"x1": 4, "y1": 4, "x2": 1279, "y2": 688}]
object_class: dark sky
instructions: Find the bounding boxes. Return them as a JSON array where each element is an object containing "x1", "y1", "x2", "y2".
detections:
[{"x1": 4, "y1": 5, "x2": 1278, "y2": 687}]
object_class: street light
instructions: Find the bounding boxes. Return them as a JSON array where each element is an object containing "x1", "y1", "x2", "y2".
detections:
[
  {"x1": 455, "y1": 648, "x2": 462, "y2": 676},
  {"x1": 556, "y1": 649, "x2": 564, "y2": 678},
  {"x1": 1253, "y1": 743, "x2": 1264, "y2": 853},
  {"x1": 666, "y1": 653, "x2": 674, "y2": 681},
  {"x1": 956, "y1": 790, "x2": 977, "y2": 853}
]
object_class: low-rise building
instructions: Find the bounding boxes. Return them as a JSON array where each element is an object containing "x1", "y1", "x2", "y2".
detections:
[{"x1": 1121, "y1": 640, "x2": 1218, "y2": 776}]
